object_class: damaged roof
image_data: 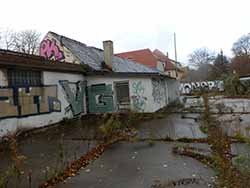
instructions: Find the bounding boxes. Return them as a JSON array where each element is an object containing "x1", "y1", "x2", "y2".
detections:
[{"x1": 49, "y1": 32, "x2": 160, "y2": 74}]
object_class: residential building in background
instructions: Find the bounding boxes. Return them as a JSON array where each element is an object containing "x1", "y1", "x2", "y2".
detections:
[{"x1": 116, "y1": 48, "x2": 185, "y2": 80}]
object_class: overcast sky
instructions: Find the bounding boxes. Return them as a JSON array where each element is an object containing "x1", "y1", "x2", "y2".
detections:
[{"x1": 1, "y1": 0, "x2": 250, "y2": 65}]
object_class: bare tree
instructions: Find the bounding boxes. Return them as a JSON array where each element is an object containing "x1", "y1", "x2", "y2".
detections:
[
  {"x1": 232, "y1": 33, "x2": 250, "y2": 56},
  {"x1": 0, "y1": 29, "x2": 41, "y2": 55},
  {"x1": 13, "y1": 30, "x2": 41, "y2": 55},
  {"x1": 185, "y1": 48, "x2": 216, "y2": 81},
  {"x1": 188, "y1": 47, "x2": 215, "y2": 68},
  {"x1": 0, "y1": 29, "x2": 16, "y2": 50}
]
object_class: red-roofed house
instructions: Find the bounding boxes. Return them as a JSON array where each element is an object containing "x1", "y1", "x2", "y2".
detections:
[
  {"x1": 116, "y1": 48, "x2": 184, "y2": 80},
  {"x1": 153, "y1": 49, "x2": 185, "y2": 80},
  {"x1": 116, "y1": 49, "x2": 158, "y2": 69}
]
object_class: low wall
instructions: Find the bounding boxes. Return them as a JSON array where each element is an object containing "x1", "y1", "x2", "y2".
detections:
[
  {"x1": 183, "y1": 96, "x2": 250, "y2": 113},
  {"x1": 180, "y1": 80, "x2": 224, "y2": 94}
]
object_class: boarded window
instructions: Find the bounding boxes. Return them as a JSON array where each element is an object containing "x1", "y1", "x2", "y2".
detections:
[
  {"x1": 8, "y1": 69, "x2": 42, "y2": 87},
  {"x1": 115, "y1": 82, "x2": 130, "y2": 104}
]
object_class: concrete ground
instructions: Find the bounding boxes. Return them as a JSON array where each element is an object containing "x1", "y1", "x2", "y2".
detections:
[
  {"x1": 0, "y1": 118, "x2": 99, "y2": 188},
  {"x1": 55, "y1": 141, "x2": 214, "y2": 188},
  {"x1": 0, "y1": 113, "x2": 216, "y2": 188},
  {"x1": 136, "y1": 113, "x2": 206, "y2": 139}
]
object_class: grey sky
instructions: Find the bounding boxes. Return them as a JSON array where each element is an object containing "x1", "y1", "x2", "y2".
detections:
[{"x1": 1, "y1": 0, "x2": 250, "y2": 64}]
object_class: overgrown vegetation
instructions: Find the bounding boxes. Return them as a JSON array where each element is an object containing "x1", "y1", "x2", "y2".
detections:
[
  {"x1": 202, "y1": 93, "x2": 250, "y2": 187},
  {"x1": 223, "y1": 73, "x2": 248, "y2": 96},
  {"x1": 39, "y1": 112, "x2": 149, "y2": 188},
  {"x1": 174, "y1": 93, "x2": 250, "y2": 187},
  {"x1": 0, "y1": 135, "x2": 26, "y2": 188}
]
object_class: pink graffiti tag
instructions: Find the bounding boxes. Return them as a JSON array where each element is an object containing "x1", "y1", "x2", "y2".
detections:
[{"x1": 40, "y1": 39, "x2": 65, "y2": 61}]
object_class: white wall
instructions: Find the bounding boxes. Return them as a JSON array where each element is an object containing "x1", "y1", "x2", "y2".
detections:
[
  {"x1": 87, "y1": 75, "x2": 175, "y2": 113},
  {"x1": 0, "y1": 71, "x2": 85, "y2": 137},
  {"x1": 0, "y1": 72, "x2": 179, "y2": 137},
  {"x1": 0, "y1": 69, "x2": 8, "y2": 87},
  {"x1": 166, "y1": 79, "x2": 180, "y2": 103},
  {"x1": 43, "y1": 71, "x2": 86, "y2": 117}
]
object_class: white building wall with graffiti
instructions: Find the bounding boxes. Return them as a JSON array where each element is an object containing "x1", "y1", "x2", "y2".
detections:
[
  {"x1": 0, "y1": 70, "x2": 180, "y2": 137},
  {"x1": 86, "y1": 76, "x2": 152, "y2": 112},
  {"x1": 0, "y1": 71, "x2": 86, "y2": 137},
  {"x1": 86, "y1": 75, "x2": 179, "y2": 113}
]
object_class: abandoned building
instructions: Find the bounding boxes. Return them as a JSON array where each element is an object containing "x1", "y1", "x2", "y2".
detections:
[{"x1": 0, "y1": 31, "x2": 179, "y2": 137}]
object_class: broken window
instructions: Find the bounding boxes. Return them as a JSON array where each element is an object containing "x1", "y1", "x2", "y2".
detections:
[{"x1": 115, "y1": 81, "x2": 130, "y2": 105}]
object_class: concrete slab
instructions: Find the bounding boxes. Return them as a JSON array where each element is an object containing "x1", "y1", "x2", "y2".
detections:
[
  {"x1": 55, "y1": 142, "x2": 214, "y2": 188},
  {"x1": 136, "y1": 113, "x2": 207, "y2": 139},
  {"x1": 0, "y1": 119, "x2": 98, "y2": 188}
]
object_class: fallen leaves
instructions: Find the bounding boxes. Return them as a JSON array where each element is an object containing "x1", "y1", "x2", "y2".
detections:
[{"x1": 39, "y1": 128, "x2": 136, "y2": 188}]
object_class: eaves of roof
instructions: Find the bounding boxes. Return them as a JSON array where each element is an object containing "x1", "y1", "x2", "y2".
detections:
[{"x1": 0, "y1": 49, "x2": 87, "y2": 74}]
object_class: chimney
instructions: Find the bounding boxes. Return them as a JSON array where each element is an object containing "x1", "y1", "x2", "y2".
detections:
[{"x1": 103, "y1": 40, "x2": 113, "y2": 68}]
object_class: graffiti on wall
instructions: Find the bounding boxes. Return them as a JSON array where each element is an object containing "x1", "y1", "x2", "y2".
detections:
[
  {"x1": 180, "y1": 80, "x2": 224, "y2": 94},
  {"x1": 131, "y1": 81, "x2": 147, "y2": 112},
  {"x1": 152, "y1": 79, "x2": 165, "y2": 104},
  {"x1": 59, "y1": 80, "x2": 86, "y2": 116},
  {"x1": 0, "y1": 86, "x2": 61, "y2": 119},
  {"x1": 40, "y1": 39, "x2": 65, "y2": 61},
  {"x1": 87, "y1": 84, "x2": 114, "y2": 113}
]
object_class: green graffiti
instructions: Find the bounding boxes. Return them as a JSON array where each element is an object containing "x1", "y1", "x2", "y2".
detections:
[
  {"x1": 59, "y1": 80, "x2": 86, "y2": 116},
  {"x1": 87, "y1": 84, "x2": 114, "y2": 113},
  {"x1": 131, "y1": 81, "x2": 147, "y2": 112}
]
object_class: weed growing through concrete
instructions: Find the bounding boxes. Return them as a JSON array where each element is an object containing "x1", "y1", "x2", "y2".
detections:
[
  {"x1": 0, "y1": 135, "x2": 26, "y2": 188},
  {"x1": 202, "y1": 93, "x2": 249, "y2": 187}
]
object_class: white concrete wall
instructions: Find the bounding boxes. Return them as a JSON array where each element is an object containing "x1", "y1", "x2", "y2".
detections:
[
  {"x1": 166, "y1": 79, "x2": 180, "y2": 103},
  {"x1": 87, "y1": 76, "x2": 152, "y2": 112},
  {"x1": 151, "y1": 78, "x2": 168, "y2": 112},
  {"x1": 43, "y1": 71, "x2": 86, "y2": 116},
  {"x1": 0, "y1": 71, "x2": 179, "y2": 137},
  {"x1": 0, "y1": 71, "x2": 85, "y2": 137},
  {"x1": 0, "y1": 69, "x2": 8, "y2": 87},
  {"x1": 87, "y1": 75, "x2": 176, "y2": 113}
]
